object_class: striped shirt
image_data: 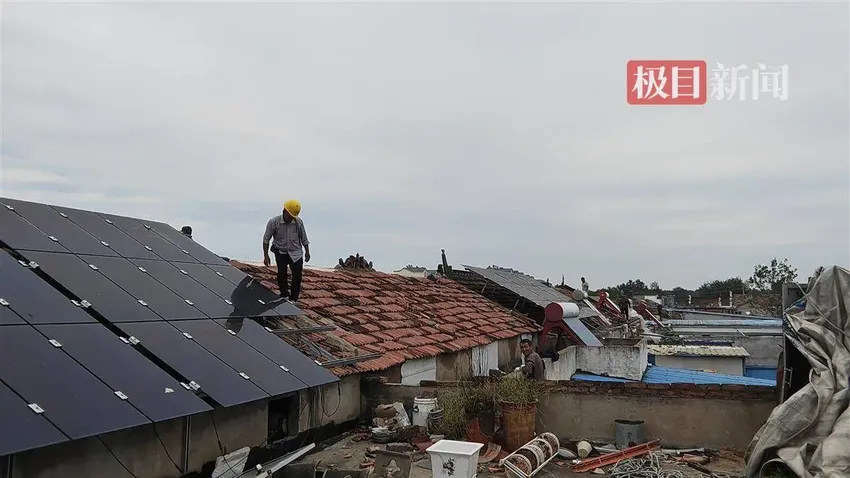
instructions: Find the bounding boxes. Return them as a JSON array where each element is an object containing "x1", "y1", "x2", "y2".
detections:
[{"x1": 263, "y1": 215, "x2": 309, "y2": 262}]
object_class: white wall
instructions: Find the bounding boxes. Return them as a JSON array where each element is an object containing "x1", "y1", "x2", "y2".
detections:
[
  {"x1": 471, "y1": 342, "x2": 499, "y2": 376},
  {"x1": 544, "y1": 346, "x2": 578, "y2": 380},
  {"x1": 575, "y1": 340, "x2": 648, "y2": 381},
  {"x1": 297, "y1": 375, "x2": 361, "y2": 432},
  {"x1": 401, "y1": 357, "x2": 437, "y2": 385}
]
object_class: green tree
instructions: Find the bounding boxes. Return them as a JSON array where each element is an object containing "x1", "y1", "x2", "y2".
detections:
[
  {"x1": 696, "y1": 277, "x2": 749, "y2": 296},
  {"x1": 649, "y1": 281, "x2": 661, "y2": 292},
  {"x1": 749, "y1": 258, "x2": 798, "y2": 292}
]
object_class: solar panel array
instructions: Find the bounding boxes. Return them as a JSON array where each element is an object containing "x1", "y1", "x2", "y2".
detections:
[{"x1": 0, "y1": 197, "x2": 338, "y2": 456}]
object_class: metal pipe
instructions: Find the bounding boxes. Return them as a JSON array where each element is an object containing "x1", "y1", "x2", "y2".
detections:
[
  {"x1": 319, "y1": 353, "x2": 381, "y2": 367},
  {"x1": 181, "y1": 415, "x2": 191, "y2": 473},
  {"x1": 269, "y1": 326, "x2": 336, "y2": 336}
]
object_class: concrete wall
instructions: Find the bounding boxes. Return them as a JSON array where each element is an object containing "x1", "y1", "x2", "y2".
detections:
[
  {"x1": 498, "y1": 337, "x2": 522, "y2": 369},
  {"x1": 733, "y1": 336, "x2": 783, "y2": 367},
  {"x1": 575, "y1": 340, "x2": 647, "y2": 380},
  {"x1": 436, "y1": 349, "x2": 473, "y2": 381},
  {"x1": 543, "y1": 346, "x2": 577, "y2": 380},
  {"x1": 363, "y1": 381, "x2": 776, "y2": 450},
  {"x1": 401, "y1": 357, "x2": 437, "y2": 385},
  {"x1": 9, "y1": 400, "x2": 269, "y2": 478},
  {"x1": 297, "y1": 375, "x2": 361, "y2": 433},
  {"x1": 654, "y1": 356, "x2": 744, "y2": 376}
]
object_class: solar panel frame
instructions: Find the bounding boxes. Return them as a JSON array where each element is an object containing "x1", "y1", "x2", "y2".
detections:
[
  {"x1": 81, "y1": 255, "x2": 207, "y2": 320},
  {"x1": 169, "y1": 319, "x2": 308, "y2": 397},
  {"x1": 0, "y1": 249, "x2": 97, "y2": 325},
  {"x1": 36, "y1": 323, "x2": 212, "y2": 422},
  {"x1": 0, "y1": 325, "x2": 150, "y2": 440},
  {"x1": 20, "y1": 251, "x2": 164, "y2": 323},
  {"x1": 0, "y1": 379, "x2": 69, "y2": 456},
  {"x1": 51, "y1": 205, "x2": 162, "y2": 260},
  {"x1": 0, "y1": 200, "x2": 70, "y2": 254},
  {"x1": 217, "y1": 318, "x2": 338, "y2": 388},
  {"x1": 1, "y1": 198, "x2": 119, "y2": 257},
  {"x1": 116, "y1": 321, "x2": 269, "y2": 407}
]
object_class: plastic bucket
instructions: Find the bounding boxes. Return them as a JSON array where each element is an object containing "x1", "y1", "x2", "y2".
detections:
[
  {"x1": 413, "y1": 396, "x2": 438, "y2": 428},
  {"x1": 500, "y1": 400, "x2": 538, "y2": 453},
  {"x1": 426, "y1": 439, "x2": 484, "y2": 478}
]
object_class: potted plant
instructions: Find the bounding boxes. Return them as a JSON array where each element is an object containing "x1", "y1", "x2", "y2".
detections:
[{"x1": 495, "y1": 376, "x2": 540, "y2": 452}]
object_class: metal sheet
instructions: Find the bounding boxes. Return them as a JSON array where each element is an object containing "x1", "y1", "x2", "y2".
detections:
[
  {"x1": 0, "y1": 379, "x2": 68, "y2": 456},
  {"x1": 117, "y1": 321, "x2": 268, "y2": 407},
  {"x1": 98, "y1": 213, "x2": 199, "y2": 264},
  {"x1": 129, "y1": 259, "x2": 241, "y2": 318},
  {"x1": 0, "y1": 325, "x2": 150, "y2": 439},
  {"x1": 51, "y1": 205, "x2": 161, "y2": 260},
  {"x1": 142, "y1": 219, "x2": 230, "y2": 266},
  {"x1": 0, "y1": 199, "x2": 70, "y2": 254},
  {"x1": 81, "y1": 255, "x2": 205, "y2": 320},
  {"x1": 36, "y1": 323, "x2": 212, "y2": 422},
  {"x1": 170, "y1": 319, "x2": 307, "y2": 396},
  {"x1": 1, "y1": 198, "x2": 118, "y2": 257},
  {"x1": 177, "y1": 263, "x2": 301, "y2": 317},
  {"x1": 463, "y1": 265, "x2": 573, "y2": 308},
  {"x1": 0, "y1": 249, "x2": 96, "y2": 325},
  {"x1": 218, "y1": 318, "x2": 338, "y2": 388},
  {"x1": 20, "y1": 251, "x2": 163, "y2": 323},
  {"x1": 207, "y1": 264, "x2": 302, "y2": 317},
  {"x1": 563, "y1": 318, "x2": 603, "y2": 346}
]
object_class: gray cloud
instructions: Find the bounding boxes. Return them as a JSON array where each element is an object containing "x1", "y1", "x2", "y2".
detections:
[{"x1": 1, "y1": 1, "x2": 847, "y2": 289}]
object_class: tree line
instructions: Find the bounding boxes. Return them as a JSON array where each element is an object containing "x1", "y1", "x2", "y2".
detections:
[{"x1": 597, "y1": 258, "x2": 799, "y2": 299}]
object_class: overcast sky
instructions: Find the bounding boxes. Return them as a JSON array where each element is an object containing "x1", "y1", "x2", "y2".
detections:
[{"x1": 2, "y1": 1, "x2": 848, "y2": 289}]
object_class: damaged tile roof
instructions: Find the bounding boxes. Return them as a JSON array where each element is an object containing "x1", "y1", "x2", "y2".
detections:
[{"x1": 232, "y1": 261, "x2": 539, "y2": 376}]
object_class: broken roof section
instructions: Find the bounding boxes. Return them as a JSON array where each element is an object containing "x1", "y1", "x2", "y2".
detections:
[
  {"x1": 232, "y1": 261, "x2": 539, "y2": 376},
  {"x1": 647, "y1": 344, "x2": 750, "y2": 358}
]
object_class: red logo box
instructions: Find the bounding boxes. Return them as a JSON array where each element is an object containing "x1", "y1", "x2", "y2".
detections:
[{"x1": 627, "y1": 60, "x2": 708, "y2": 105}]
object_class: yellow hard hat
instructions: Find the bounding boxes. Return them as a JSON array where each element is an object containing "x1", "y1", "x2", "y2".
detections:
[{"x1": 283, "y1": 199, "x2": 301, "y2": 217}]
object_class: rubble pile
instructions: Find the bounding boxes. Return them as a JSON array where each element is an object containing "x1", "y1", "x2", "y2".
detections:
[{"x1": 336, "y1": 253, "x2": 374, "y2": 270}]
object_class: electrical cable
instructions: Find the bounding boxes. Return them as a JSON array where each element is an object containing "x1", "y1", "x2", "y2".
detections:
[
  {"x1": 210, "y1": 412, "x2": 242, "y2": 477},
  {"x1": 152, "y1": 422, "x2": 182, "y2": 474},
  {"x1": 321, "y1": 381, "x2": 342, "y2": 418},
  {"x1": 98, "y1": 436, "x2": 139, "y2": 478}
]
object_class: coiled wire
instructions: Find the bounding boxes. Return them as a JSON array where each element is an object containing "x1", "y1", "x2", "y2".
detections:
[{"x1": 607, "y1": 452, "x2": 735, "y2": 478}]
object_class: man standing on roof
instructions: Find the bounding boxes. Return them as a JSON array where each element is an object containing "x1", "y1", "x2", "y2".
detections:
[
  {"x1": 263, "y1": 200, "x2": 311, "y2": 302},
  {"x1": 580, "y1": 277, "x2": 590, "y2": 293},
  {"x1": 517, "y1": 338, "x2": 545, "y2": 380}
]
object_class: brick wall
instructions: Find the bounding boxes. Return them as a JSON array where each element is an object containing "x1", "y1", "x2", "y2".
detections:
[{"x1": 537, "y1": 380, "x2": 776, "y2": 401}]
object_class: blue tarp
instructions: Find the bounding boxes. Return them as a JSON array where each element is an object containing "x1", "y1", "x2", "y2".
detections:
[{"x1": 573, "y1": 365, "x2": 776, "y2": 386}]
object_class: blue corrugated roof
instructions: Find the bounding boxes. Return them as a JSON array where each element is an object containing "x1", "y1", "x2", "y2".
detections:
[
  {"x1": 666, "y1": 319, "x2": 783, "y2": 327},
  {"x1": 572, "y1": 366, "x2": 776, "y2": 386}
]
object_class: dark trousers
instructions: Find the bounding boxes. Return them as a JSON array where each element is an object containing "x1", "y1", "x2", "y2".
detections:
[{"x1": 273, "y1": 251, "x2": 304, "y2": 301}]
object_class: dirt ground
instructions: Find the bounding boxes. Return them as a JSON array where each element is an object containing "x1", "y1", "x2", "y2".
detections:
[{"x1": 293, "y1": 432, "x2": 745, "y2": 477}]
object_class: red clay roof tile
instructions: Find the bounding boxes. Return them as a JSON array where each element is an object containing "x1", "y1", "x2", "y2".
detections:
[{"x1": 232, "y1": 261, "x2": 540, "y2": 375}]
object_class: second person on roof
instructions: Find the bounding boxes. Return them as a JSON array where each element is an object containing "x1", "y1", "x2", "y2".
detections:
[{"x1": 263, "y1": 199, "x2": 311, "y2": 302}]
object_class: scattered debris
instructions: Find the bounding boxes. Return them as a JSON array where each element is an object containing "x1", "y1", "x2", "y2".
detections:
[{"x1": 336, "y1": 254, "x2": 374, "y2": 270}]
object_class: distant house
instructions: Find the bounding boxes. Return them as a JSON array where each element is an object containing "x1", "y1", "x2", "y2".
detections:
[
  {"x1": 647, "y1": 344, "x2": 750, "y2": 376},
  {"x1": 392, "y1": 265, "x2": 438, "y2": 278}
]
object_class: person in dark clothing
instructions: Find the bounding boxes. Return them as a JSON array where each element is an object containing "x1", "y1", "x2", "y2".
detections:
[
  {"x1": 618, "y1": 296, "x2": 632, "y2": 323},
  {"x1": 262, "y1": 200, "x2": 310, "y2": 302},
  {"x1": 518, "y1": 338, "x2": 545, "y2": 380},
  {"x1": 180, "y1": 226, "x2": 193, "y2": 239}
]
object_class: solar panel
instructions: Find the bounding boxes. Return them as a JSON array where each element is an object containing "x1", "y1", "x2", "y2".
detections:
[
  {"x1": 1, "y1": 198, "x2": 119, "y2": 257},
  {"x1": 0, "y1": 305, "x2": 27, "y2": 326},
  {"x1": 142, "y1": 219, "x2": 230, "y2": 266},
  {"x1": 117, "y1": 321, "x2": 268, "y2": 407},
  {"x1": 169, "y1": 319, "x2": 307, "y2": 397},
  {"x1": 81, "y1": 255, "x2": 205, "y2": 320},
  {"x1": 0, "y1": 249, "x2": 96, "y2": 325},
  {"x1": 0, "y1": 200, "x2": 70, "y2": 254},
  {"x1": 563, "y1": 317, "x2": 603, "y2": 346},
  {"x1": 218, "y1": 318, "x2": 338, "y2": 388},
  {"x1": 129, "y1": 259, "x2": 241, "y2": 318},
  {"x1": 0, "y1": 380, "x2": 68, "y2": 456},
  {"x1": 99, "y1": 212, "x2": 200, "y2": 264},
  {"x1": 463, "y1": 265, "x2": 573, "y2": 308},
  {"x1": 207, "y1": 264, "x2": 302, "y2": 317},
  {"x1": 51, "y1": 205, "x2": 161, "y2": 260},
  {"x1": 20, "y1": 251, "x2": 163, "y2": 323},
  {"x1": 0, "y1": 325, "x2": 150, "y2": 439},
  {"x1": 36, "y1": 323, "x2": 212, "y2": 422},
  {"x1": 177, "y1": 263, "x2": 300, "y2": 317}
]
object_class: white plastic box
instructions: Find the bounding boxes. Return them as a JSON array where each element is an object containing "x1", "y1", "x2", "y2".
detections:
[{"x1": 426, "y1": 440, "x2": 484, "y2": 478}]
